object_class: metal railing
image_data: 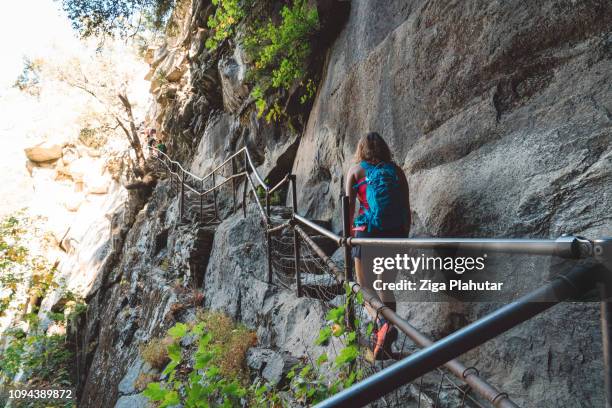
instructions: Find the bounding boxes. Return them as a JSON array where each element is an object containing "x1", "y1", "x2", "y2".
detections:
[{"x1": 149, "y1": 146, "x2": 611, "y2": 408}]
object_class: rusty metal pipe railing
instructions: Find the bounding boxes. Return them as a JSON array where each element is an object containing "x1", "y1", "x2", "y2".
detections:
[
  {"x1": 267, "y1": 221, "x2": 292, "y2": 234},
  {"x1": 231, "y1": 157, "x2": 238, "y2": 213},
  {"x1": 269, "y1": 174, "x2": 291, "y2": 194},
  {"x1": 316, "y1": 263, "x2": 602, "y2": 408},
  {"x1": 293, "y1": 213, "x2": 342, "y2": 245},
  {"x1": 293, "y1": 225, "x2": 520, "y2": 408},
  {"x1": 346, "y1": 236, "x2": 591, "y2": 259},
  {"x1": 244, "y1": 172, "x2": 268, "y2": 222},
  {"x1": 290, "y1": 176, "x2": 302, "y2": 297},
  {"x1": 151, "y1": 147, "x2": 201, "y2": 181},
  {"x1": 244, "y1": 148, "x2": 268, "y2": 190},
  {"x1": 152, "y1": 146, "x2": 267, "y2": 197},
  {"x1": 197, "y1": 172, "x2": 247, "y2": 197}
]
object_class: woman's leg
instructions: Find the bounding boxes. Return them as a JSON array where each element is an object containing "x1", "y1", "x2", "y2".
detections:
[{"x1": 378, "y1": 269, "x2": 397, "y2": 313}]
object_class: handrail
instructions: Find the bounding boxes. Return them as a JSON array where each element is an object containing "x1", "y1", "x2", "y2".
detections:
[
  {"x1": 149, "y1": 145, "x2": 609, "y2": 408},
  {"x1": 150, "y1": 146, "x2": 267, "y2": 190},
  {"x1": 346, "y1": 235, "x2": 592, "y2": 258},
  {"x1": 244, "y1": 171, "x2": 267, "y2": 221},
  {"x1": 269, "y1": 174, "x2": 291, "y2": 194},
  {"x1": 151, "y1": 147, "x2": 202, "y2": 181},
  {"x1": 150, "y1": 146, "x2": 270, "y2": 223},
  {"x1": 315, "y1": 263, "x2": 602, "y2": 408},
  {"x1": 244, "y1": 147, "x2": 268, "y2": 190},
  {"x1": 293, "y1": 213, "x2": 343, "y2": 245},
  {"x1": 294, "y1": 225, "x2": 520, "y2": 408}
]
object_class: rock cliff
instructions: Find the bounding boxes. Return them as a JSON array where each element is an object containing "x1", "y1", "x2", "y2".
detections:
[{"x1": 71, "y1": 1, "x2": 611, "y2": 407}]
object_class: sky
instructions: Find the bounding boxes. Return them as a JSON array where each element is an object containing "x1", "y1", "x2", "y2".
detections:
[{"x1": 0, "y1": 0, "x2": 79, "y2": 90}]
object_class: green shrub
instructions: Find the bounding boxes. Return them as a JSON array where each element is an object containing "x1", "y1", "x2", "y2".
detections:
[
  {"x1": 244, "y1": 0, "x2": 320, "y2": 121},
  {"x1": 195, "y1": 310, "x2": 257, "y2": 379},
  {"x1": 205, "y1": 0, "x2": 320, "y2": 122},
  {"x1": 0, "y1": 327, "x2": 73, "y2": 388},
  {"x1": 285, "y1": 285, "x2": 365, "y2": 405},
  {"x1": 256, "y1": 179, "x2": 282, "y2": 205},
  {"x1": 143, "y1": 313, "x2": 257, "y2": 408},
  {"x1": 1, "y1": 215, "x2": 30, "y2": 317},
  {"x1": 205, "y1": 0, "x2": 248, "y2": 51},
  {"x1": 142, "y1": 293, "x2": 368, "y2": 407}
]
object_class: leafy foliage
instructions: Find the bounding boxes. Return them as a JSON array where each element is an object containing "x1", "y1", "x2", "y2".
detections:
[
  {"x1": 142, "y1": 311, "x2": 258, "y2": 407},
  {"x1": 0, "y1": 214, "x2": 58, "y2": 317},
  {"x1": 256, "y1": 179, "x2": 282, "y2": 205},
  {"x1": 0, "y1": 310, "x2": 84, "y2": 392},
  {"x1": 205, "y1": 0, "x2": 248, "y2": 51},
  {"x1": 205, "y1": 0, "x2": 321, "y2": 122},
  {"x1": 61, "y1": 0, "x2": 178, "y2": 38},
  {"x1": 286, "y1": 285, "x2": 365, "y2": 405},
  {"x1": 243, "y1": 0, "x2": 320, "y2": 121},
  {"x1": 0, "y1": 213, "x2": 85, "y2": 402},
  {"x1": 13, "y1": 57, "x2": 42, "y2": 95}
]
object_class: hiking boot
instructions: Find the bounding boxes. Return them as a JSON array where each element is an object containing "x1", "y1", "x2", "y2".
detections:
[{"x1": 371, "y1": 322, "x2": 398, "y2": 360}]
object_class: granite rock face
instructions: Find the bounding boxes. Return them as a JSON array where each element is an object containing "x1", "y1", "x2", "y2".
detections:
[
  {"x1": 294, "y1": 0, "x2": 611, "y2": 237},
  {"x1": 72, "y1": 1, "x2": 611, "y2": 407},
  {"x1": 291, "y1": 0, "x2": 611, "y2": 405}
]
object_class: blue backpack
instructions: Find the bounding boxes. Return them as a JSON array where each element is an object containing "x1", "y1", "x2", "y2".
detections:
[{"x1": 354, "y1": 161, "x2": 406, "y2": 232}]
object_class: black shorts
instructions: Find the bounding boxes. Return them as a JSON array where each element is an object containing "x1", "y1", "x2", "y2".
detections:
[{"x1": 351, "y1": 228, "x2": 406, "y2": 259}]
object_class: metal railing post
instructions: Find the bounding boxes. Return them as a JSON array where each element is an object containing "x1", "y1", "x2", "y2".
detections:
[
  {"x1": 243, "y1": 150, "x2": 248, "y2": 219},
  {"x1": 179, "y1": 170, "x2": 185, "y2": 221},
  {"x1": 602, "y1": 283, "x2": 612, "y2": 408},
  {"x1": 291, "y1": 175, "x2": 302, "y2": 297},
  {"x1": 342, "y1": 195, "x2": 355, "y2": 330},
  {"x1": 200, "y1": 179, "x2": 204, "y2": 222},
  {"x1": 231, "y1": 157, "x2": 237, "y2": 213},
  {"x1": 165, "y1": 157, "x2": 169, "y2": 181},
  {"x1": 597, "y1": 239, "x2": 612, "y2": 408},
  {"x1": 212, "y1": 172, "x2": 219, "y2": 220},
  {"x1": 169, "y1": 161, "x2": 174, "y2": 192},
  {"x1": 266, "y1": 191, "x2": 273, "y2": 284}
]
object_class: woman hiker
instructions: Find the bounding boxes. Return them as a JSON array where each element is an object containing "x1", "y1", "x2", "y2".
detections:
[{"x1": 345, "y1": 132, "x2": 411, "y2": 360}]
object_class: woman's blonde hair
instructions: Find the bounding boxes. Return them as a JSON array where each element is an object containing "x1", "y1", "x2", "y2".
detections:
[{"x1": 354, "y1": 132, "x2": 392, "y2": 163}]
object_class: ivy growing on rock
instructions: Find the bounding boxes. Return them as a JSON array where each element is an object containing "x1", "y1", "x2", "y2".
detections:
[
  {"x1": 142, "y1": 311, "x2": 259, "y2": 407},
  {"x1": 244, "y1": 0, "x2": 320, "y2": 121},
  {"x1": 205, "y1": 0, "x2": 248, "y2": 51},
  {"x1": 285, "y1": 285, "x2": 366, "y2": 405},
  {"x1": 205, "y1": 0, "x2": 320, "y2": 122}
]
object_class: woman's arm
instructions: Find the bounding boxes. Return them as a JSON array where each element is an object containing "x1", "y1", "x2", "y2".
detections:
[{"x1": 345, "y1": 165, "x2": 358, "y2": 232}]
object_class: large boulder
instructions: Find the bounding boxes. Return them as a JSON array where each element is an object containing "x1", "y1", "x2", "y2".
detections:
[{"x1": 24, "y1": 142, "x2": 63, "y2": 163}]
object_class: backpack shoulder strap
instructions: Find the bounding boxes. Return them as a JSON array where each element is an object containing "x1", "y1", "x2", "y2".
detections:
[
  {"x1": 360, "y1": 161, "x2": 374, "y2": 171},
  {"x1": 352, "y1": 161, "x2": 370, "y2": 189}
]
